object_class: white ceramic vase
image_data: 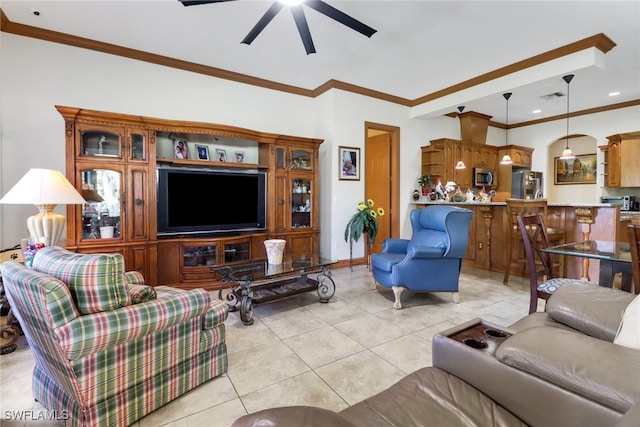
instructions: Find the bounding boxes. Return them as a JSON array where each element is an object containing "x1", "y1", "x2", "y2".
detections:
[{"x1": 264, "y1": 239, "x2": 286, "y2": 264}]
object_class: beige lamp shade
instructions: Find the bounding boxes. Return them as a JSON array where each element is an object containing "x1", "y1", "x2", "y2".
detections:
[
  {"x1": 559, "y1": 147, "x2": 576, "y2": 160},
  {"x1": 0, "y1": 168, "x2": 86, "y2": 246},
  {"x1": 500, "y1": 154, "x2": 513, "y2": 165}
]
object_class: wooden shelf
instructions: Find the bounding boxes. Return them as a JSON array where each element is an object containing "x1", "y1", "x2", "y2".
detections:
[{"x1": 157, "y1": 157, "x2": 260, "y2": 169}]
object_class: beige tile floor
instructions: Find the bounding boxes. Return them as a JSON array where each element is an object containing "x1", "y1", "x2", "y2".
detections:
[{"x1": 0, "y1": 266, "x2": 533, "y2": 427}]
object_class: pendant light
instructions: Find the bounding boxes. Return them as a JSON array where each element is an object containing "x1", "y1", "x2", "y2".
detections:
[
  {"x1": 455, "y1": 106, "x2": 466, "y2": 170},
  {"x1": 500, "y1": 92, "x2": 514, "y2": 165},
  {"x1": 559, "y1": 74, "x2": 576, "y2": 160}
]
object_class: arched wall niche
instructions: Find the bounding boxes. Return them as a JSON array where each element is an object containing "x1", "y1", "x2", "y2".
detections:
[{"x1": 545, "y1": 134, "x2": 599, "y2": 203}]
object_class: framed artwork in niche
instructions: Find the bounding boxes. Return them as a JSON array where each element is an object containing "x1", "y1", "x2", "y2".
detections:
[{"x1": 554, "y1": 154, "x2": 597, "y2": 184}]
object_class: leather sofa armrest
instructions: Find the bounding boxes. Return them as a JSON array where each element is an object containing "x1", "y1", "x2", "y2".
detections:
[
  {"x1": 382, "y1": 238, "x2": 409, "y2": 253},
  {"x1": 617, "y1": 403, "x2": 640, "y2": 427},
  {"x1": 231, "y1": 406, "x2": 357, "y2": 427},
  {"x1": 546, "y1": 282, "x2": 635, "y2": 341},
  {"x1": 496, "y1": 326, "x2": 640, "y2": 413},
  {"x1": 433, "y1": 319, "x2": 629, "y2": 427}
]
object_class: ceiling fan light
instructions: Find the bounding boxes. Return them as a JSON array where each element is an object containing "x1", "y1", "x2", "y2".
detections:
[
  {"x1": 455, "y1": 160, "x2": 466, "y2": 170},
  {"x1": 500, "y1": 154, "x2": 513, "y2": 165},
  {"x1": 279, "y1": 0, "x2": 304, "y2": 5},
  {"x1": 560, "y1": 147, "x2": 575, "y2": 160}
]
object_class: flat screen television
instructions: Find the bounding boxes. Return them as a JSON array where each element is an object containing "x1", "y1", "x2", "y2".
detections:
[{"x1": 157, "y1": 166, "x2": 267, "y2": 237}]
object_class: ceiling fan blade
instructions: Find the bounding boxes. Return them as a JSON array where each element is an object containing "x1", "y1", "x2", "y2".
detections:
[
  {"x1": 241, "y1": 1, "x2": 284, "y2": 45},
  {"x1": 291, "y1": 5, "x2": 316, "y2": 55},
  {"x1": 305, "y1": 0, "x2": 377, "y2": 38},
  {"x1": 178, "y1": 0, "x2": 237, "y2": 6}
]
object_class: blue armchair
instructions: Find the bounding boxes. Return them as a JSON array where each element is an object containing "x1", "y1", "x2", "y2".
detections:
[{"x1": 371, "y1": 205, "x2": 473, "y2": 309}]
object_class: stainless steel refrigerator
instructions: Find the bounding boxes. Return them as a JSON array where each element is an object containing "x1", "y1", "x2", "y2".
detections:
[{"x1": 512, "y1": 169, "x2": 543, "y2": 199}]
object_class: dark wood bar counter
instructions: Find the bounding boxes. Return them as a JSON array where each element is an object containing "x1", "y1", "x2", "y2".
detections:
[{"x1": 411, "y1": 201, "x2": 622, "y2": 282}]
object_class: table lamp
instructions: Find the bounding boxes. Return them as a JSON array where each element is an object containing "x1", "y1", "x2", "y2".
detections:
[{"x1": 0, "y1": 168, "x2": 86, "y2": 247}]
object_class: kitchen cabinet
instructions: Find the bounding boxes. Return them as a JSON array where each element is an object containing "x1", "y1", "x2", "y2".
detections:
[
  {"x1": 493, "y1": 145, "x2": 535, "y2": 201},
  {"x1": 497, "y1": 145, "x2": 532, "y2": 168},
  {"x1": 603, "y1": 131, "x2": 640, "y2": 187},
  {"x1": 421, "y1": 139, "x2": 498, "y2": 189}
]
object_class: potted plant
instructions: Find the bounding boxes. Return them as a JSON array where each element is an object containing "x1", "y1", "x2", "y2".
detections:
[
  {"x1": 418, "y1": 174, "x2": 432, "y2": 195},
  {"x1": 344, "y1": 199, "x2": 385, "y2": 248}
]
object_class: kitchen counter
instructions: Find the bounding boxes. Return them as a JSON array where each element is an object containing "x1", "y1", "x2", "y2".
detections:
[
  {"x1": 411, "y1": 200, "x2": 614, "y2": 208},
  {"x1": 411, "y1": 201, "x2": 622, "y2": 282}
]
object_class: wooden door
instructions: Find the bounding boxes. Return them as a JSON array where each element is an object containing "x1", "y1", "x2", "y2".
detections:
[{"x1": 366, "y1": 132, "x2": 392, "y2": 254}]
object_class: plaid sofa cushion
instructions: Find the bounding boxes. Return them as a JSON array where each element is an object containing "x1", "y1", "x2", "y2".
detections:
[
  {"x1": 125, "y1": 271, "x2": 157, "y2": 304},
  {"x1": 32, "y1": 246, "x2": 130, "y2": 314}
]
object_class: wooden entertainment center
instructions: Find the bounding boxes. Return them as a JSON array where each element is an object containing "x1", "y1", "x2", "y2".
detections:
[{"x1": 57, "y1": 106, "x2": 323, "y2": 290}]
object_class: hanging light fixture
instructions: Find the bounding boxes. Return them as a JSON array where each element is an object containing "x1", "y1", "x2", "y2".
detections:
[
  {"x1": 559, "y1": 74, "x2": 576, "y2": 160},
  {"x1": 500, "y1": 92, "x2": 514, "y2": 165},
  {"x1": 455, "y1": 106, "x2": 466, "y2": 170}
]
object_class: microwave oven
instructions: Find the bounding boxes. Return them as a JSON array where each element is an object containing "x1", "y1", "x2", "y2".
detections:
[
  {"x1": 474, "y1": 168, "x2": 494, "y2": 187},
  {"x1": 601, "y1": 195, "x2": 636, "y2": 211}
]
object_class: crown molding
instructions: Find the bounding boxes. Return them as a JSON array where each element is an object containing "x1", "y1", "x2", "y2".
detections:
[{"x1": 1, "y1": 9, "x2": 631, "y2": 124}]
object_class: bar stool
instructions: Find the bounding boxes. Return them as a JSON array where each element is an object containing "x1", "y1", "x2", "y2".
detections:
[{"x1": 503, "y1": 198, "x2": 565, "y2": 285}]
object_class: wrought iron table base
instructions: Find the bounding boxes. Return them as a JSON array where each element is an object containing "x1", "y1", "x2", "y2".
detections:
[{"x1": 218, "y1": 266, "x2": 336, "y2": 326}]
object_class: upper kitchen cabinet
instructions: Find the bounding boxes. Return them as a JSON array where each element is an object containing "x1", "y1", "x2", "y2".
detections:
[
  {"x1": 497, "y1": 145, "x2": 532, "y2": 168},
  {"x1": 603, "y1": 131, "x2": 640, "y2": 187}
]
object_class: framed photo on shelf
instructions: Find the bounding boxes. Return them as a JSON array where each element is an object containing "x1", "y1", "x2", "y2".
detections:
[
  {"x1": 554, "y1": 153, "x2": 597, "y2": 185},
  {"x1": 173, "y1": 139, "x2": 189, "y2": 159},
  {"x1": 216, "y1": 148, "x2": 227, "y2": 162},
  {"x1": 234, "y1": 151, "x2": 245, "y2": 163},
  {"x1": 196, "y1": 145, "x2": 209, "y2": 160},
  {"x1": 339, "y1": 146, "x2": 360, "y2": 180}
]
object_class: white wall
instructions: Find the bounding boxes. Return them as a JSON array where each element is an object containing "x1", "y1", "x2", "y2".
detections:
[
  {"x1": 2, "y1": 32, "x2": 639, "y2": 260},
  {"x1": 506, "y1": 105, "x2": 640, "y2": 202}
]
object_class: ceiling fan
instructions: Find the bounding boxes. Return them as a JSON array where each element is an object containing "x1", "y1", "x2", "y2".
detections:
[{"x1": 178, "y1": 0, "x2": 377, "y2": 55}]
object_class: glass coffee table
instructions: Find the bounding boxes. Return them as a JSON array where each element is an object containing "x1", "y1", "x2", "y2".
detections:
[{"x1": 212, "y1": 254, "x2": 336, "y2": 325}]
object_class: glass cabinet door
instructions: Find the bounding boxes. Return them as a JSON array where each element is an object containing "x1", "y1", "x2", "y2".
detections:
[
  {"x1": 80, "y1": 168, "x2": 122, "y2": 240},
  {"x1": 183, "y1": 245, "x2": 217, "y2": 267},
  {"x1": 224, "y1": 241, "x2": 250, "y2": 263},
  {"x1": 130, "y1": 132, "x2": 146, "y2": 161},
  {"x1": 275, "y1": 147, "x2": 313, "y2": 171},
  {"x1": 290, "y1": 149, "x2": 312, "y2": 170},
  {"x1": 79, "y1": 128, "x2": 122, "y2": 158},
  {"x1": 276, "y1": 147, "x2": 286, "y2": 170},
  {"x1": 291, "y1": 178, "x2": 311, "y2": 229}
]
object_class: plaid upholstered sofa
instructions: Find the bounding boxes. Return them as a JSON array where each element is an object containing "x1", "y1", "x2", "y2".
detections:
[{"x1": 0, "y1": 246, "x2": 228, "y2": 427}]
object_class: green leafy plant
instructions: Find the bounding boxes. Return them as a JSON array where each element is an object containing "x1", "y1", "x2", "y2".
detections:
[
  {"x1": 418, "y1": 174, "x2": 432, "y2": 187},
  {"x1": 344, "y1": 199, "x2": 385, "y2": 247}
]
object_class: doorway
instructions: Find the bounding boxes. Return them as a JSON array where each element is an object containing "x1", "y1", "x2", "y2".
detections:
[{"x1": 365, "y1": 122, "x2": 400, "y2": 255}]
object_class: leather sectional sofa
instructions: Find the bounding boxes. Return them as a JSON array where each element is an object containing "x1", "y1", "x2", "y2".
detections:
[{"x1": 232, "y1": 282, "x2": 639, "y2": 427}]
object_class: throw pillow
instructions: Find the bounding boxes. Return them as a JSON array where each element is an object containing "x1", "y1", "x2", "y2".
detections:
[
  {"x1": 614, "y1": 293, "x2": 640, "y2": 349},
  {"x1": 32, "y1": 246, "x2": 130, "y2": 314}
]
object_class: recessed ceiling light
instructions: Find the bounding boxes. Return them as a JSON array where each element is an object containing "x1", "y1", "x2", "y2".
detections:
[
  {"x1": 532, "y1": 109, "x2": 542, "y2": 114},
  {"x1": 609, "y1": 91, "x2": 620, "y2": 97}
]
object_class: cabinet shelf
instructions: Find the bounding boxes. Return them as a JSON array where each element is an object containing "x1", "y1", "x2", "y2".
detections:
[
  {"x1": 58, "y1": 105, "x2": 322, "y2": 291},
  {"x1": 157, "y1": 157, "x2": 260, "y2": 169}
]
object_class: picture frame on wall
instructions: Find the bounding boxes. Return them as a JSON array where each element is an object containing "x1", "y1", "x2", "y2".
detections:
[
  {"x1": 339, "y1": 146, "x2": 360, "y2": 180},
  {"x1": 216, "y1": 148, "x2": 227, "y2": 162},
  {"x1": 173, "y1": 139, "x2": 189, "y2": 159},
  {"x1": 196, "y1": 145, "x2": 209, "y2": 160},
  {"x1": 554, "y1": 153, "x2": 597, "y2": 184}
]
